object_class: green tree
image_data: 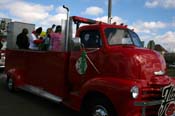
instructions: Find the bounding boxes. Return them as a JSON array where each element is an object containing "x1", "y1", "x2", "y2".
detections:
[{"x1": 147, "y1": 40, "x2": 155, "y2": 50}]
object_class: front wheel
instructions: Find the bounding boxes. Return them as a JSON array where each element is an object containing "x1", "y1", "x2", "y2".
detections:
[{"x1": 83, "y1": 97, "x2": 116, "y2": 116}]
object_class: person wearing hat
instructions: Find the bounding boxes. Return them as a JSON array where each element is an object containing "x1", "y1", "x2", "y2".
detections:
[{"x1": 29, "y1": 27, "x2": 43, "y2": 50}]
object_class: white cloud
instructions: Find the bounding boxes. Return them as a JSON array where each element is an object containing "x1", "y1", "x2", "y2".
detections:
[
  {"x1": 145, "y1": 0, "x2": 175, "y2": 8},
  {"x1": 131, "y1": 19, "x2": 175, "y2": 52},
  {"x1": 82, "y1": 6, "x2": 104, "y2": 16},
  {"x1": 145, "y1": 0, "x2": 159, "y2": 8},
  {"x1": 40, "y1": 13, "x2": 67, "y2": 30},
  {"x1": 131, "y1": 21, "x2": 167, "y2": 34},
  {"x1": 140, "y1": 31, "x2": 175, "y2": 52},
  {"x1": 155, "y1": 31, "x2": 175, "y2": 42},
  {"x1": 56, "y1": 6, "x2": 67, "y2": 14},
  {"x1": 0, "y1": 0, "x2": 68, "y2": 31},
  {"x1": 154, "y1": 31, "x2": 175, "y2": 52},
  {"x1": 0, "y1": 0, "x2": 15, "y2": 4},
  {"x1": 0, "y1": 0, "x2": 24, "y2": 9},
  {"x1": 6, "y1": 1, "x2": 53, "y2": 22},
  {"x1": 144, "y1": 21, "x2": 166, "y2": 29},
  {"x1": 95, "y1": 16, "x2": 125, "y2": 24}
]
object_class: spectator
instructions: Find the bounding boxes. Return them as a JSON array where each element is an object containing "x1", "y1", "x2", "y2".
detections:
[
  {"x1": 29, "y1": 27, "x2": 43, "y2": 50},
  {"x1": 50, "y1": 25, "x2": 63, "y2": 51},
  {"x1": 16, "y1": 28, "x2": 29, "y2": 49},
  {"x1": 40, "y1": 28, "x2": 53, "y2": 50}
]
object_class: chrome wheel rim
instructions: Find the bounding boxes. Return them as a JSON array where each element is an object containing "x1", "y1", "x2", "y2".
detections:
[
  {"x1": 8, "y1": 78, "x2": 13, "y2": 90},
  {"x1": 92, "y1": 105, "x2": 108, "y2": 116}
]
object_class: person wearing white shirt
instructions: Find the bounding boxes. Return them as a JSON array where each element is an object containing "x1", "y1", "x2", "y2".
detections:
[{"x1": 29, "y1": 27, "x2": 43, "y2": 50}]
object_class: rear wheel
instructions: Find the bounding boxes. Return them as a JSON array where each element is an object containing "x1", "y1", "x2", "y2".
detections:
[{"x1": 83, "y1": 97, "x2": 116, "y2": 116}]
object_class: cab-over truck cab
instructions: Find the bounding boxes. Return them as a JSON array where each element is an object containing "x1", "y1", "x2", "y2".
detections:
[{"x1": 5, "y1": 16, "x2": 175, "y2": 116}]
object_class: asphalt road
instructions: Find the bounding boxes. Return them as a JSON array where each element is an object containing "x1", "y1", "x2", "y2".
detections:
[{"x1": 0, "y1": 73, "x2": 80, "y2": 116}]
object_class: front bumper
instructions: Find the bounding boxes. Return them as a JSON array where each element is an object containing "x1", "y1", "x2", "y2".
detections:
[{"x1": 134, "y1": 100, "x2": 162, "y2": 116}]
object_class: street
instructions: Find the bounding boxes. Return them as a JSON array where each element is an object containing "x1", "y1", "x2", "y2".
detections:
[{"x1": 0, "y1": 73, "x2": 79, "y2": 116}]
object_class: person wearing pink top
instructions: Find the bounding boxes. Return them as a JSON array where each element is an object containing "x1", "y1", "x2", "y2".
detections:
[{"x1": 50, "y1": 25, "x2": 63, "y2": 51}]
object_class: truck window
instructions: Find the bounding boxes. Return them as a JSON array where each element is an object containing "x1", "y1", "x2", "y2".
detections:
[
  {"x1": 105, "y1": 28, "x2": 143, "y2": 47},
  {"x1": 129, "y1": 30, "x2": 143, "y2": 47},
  {"x1": 105, "y1": 28, "x2": 133, "y2": 45},
  {"x1": 80, "y1": 30, "x2": 102, "y2": 48}
]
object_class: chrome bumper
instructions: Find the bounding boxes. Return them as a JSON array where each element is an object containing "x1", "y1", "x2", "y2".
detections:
[{"x1": 134, "y1": 100, "x2": 162, "y2": 116}]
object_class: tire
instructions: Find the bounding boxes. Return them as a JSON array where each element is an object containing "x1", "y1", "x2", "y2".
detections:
[
  {"x1": 82, "y1": 97, "x2": 116, "y2": 116},
  {"x1": 6, "y1": 77, "x2": 15, "y2": 92}
]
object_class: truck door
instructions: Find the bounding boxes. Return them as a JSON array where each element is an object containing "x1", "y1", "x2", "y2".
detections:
[
  {"x1": 26, "y1": 51, "x2": 68, "y2": 97},
  {"x1": 69, "y1": 29, "x2": 103, "y2": 91}
]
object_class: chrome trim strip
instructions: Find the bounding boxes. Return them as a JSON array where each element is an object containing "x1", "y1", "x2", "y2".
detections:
[
  {"x1": 134, "y1": 100, "x2": 162, "y2": 106},
  {"x1": 0, "y1": 65, "x2": 5, "y2": 68},
  {"x1": 19, "y1": 85, "x2": 62, "y2": 103},
  {"x1": 154, "y1": 70, "x2": 165, "y2": 76}
]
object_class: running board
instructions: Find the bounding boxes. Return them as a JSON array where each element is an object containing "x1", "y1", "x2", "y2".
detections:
[{"x1": 19, "y1": 85, "x2": 62, "y2": 103}]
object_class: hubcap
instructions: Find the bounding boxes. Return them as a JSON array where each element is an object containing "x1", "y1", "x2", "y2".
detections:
[
  {"x1": 8, "y1": 78, "x2": 13, "y2": 90},
  {"x1": 92, "y1": 105, "x2": 108, "y2": 116}
]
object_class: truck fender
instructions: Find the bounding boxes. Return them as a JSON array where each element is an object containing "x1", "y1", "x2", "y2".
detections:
[
  {"x1": 6, "y1": 68, "x2": 25, "y2": 87},
  {"x1": 79, "y1": 77, "x2": 138, "y2": 115}
]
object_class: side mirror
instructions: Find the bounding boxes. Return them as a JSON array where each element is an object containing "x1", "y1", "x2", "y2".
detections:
[{"x1": 71, "y1": 37, "x2": 81, "y2": 51}]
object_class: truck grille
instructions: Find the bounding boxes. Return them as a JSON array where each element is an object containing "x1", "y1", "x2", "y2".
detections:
[
  {"x1": 141, "y1": 84, "x2": 169, "y2": 116},
  {"x1": 145, "y1": 106, "x2": 160, "y2": 116},
  {"x1": 142, "y1": 87, "x2": 162, "y2": 101}
]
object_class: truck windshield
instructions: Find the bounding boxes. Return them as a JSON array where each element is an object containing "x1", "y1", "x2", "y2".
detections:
[
  {"x1": 105, "y1": 28, "x2": 143, "y2": 47},
  {"x1": 129, "y1": 30, "x2": 143, "y2": 47}
]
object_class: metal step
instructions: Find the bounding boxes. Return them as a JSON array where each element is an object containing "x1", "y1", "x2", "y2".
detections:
[{"x1": 19, "y1": 85, "x2": 62, "y2": 103}]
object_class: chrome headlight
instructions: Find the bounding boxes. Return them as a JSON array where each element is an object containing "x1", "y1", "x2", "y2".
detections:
[{"x1": 130, "y1": 86, "x2": 139, "y2": 99}]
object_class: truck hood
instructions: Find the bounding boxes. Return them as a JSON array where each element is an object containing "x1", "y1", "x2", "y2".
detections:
[
  {"x1": 133, "y1": 47, "x2": 170, "y2": 84},
  {"x1": 106, "y1": 46, "x2": 170, "y2": 84}
]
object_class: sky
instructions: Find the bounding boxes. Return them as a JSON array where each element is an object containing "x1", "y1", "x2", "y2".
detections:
[{"x1": 0, "y1": 0, "x2": 175, "y2": 52}]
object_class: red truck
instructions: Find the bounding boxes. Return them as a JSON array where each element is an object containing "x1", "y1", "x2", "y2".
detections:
[{"x1": 5, "y1": 15, "x2": 175, "y2": 116}]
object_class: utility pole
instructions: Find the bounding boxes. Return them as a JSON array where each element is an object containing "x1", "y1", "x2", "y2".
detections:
[{"x1": 108, "y1": 0, "x2": 112, "y2": 24}]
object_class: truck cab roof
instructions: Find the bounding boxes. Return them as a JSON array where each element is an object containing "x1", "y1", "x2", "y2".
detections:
[{"x1": 72, "y1": 16, "x2": 129, "y2": 31}]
